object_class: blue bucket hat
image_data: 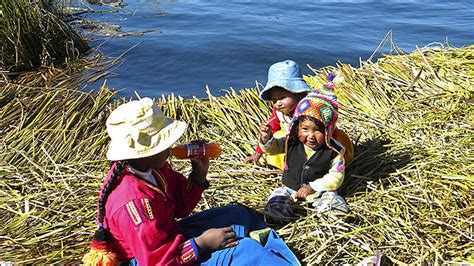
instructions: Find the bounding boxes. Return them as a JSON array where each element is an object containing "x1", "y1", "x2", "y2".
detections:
[{"x1": 259, "y1": 60, "x2": 311, "y2": 101}]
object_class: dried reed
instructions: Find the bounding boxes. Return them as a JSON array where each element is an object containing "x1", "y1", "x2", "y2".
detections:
[{"x1": 0, "y1": 45, "x2": 472, "y2": 264}]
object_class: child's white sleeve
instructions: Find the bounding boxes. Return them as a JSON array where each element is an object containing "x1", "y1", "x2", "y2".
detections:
[
  {"x1": 259, "y1": 137, "x2": 285, "y2": 155},
  {"x1": 309, "y1": 152, "x2": 345, "y2": 192}
]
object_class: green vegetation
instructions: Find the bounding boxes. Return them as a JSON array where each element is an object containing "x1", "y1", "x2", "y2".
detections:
[
  {"x1": 1, "y1": 44, "x2": 473, "y2": 264},
  {"x1": 0, "y1": 0, "x2": 89, "y2": 73}
]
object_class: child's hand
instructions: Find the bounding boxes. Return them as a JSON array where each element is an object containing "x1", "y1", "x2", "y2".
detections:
[
  {"x1": 195, "y1": 227, "x2": 237, "y2": 253},
  {"x1": 259, "y1": 121, "x2": 273, "y2": 144},
  {"x1": 295, "y1": 185, "x2": 315, "y2": 200},
  {"x1": 243, "y1": 152, "x2": 262, "y2": 164}
]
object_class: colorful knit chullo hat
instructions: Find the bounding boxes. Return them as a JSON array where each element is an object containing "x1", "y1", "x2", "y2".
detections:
[{"x1": 289, "y1": 83, "x2": 339, "y2": 152}]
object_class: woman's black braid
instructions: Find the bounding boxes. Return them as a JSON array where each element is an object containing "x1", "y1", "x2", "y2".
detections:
[
  {"x1": 98, "y1": 160, "x2": 127, "y2": 224},
  {"x1": 92, "y1": 160, "x2": 127, "y2": 242}
]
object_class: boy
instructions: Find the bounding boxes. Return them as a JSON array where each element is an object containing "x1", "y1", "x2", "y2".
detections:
[{"x1": 259, "y1": 88, "x2": 348, "y2": 222}]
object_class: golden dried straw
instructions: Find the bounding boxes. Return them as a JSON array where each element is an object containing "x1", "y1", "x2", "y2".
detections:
[{"x1": 1, "y1": 42, "x2": 473, "y2": 264}]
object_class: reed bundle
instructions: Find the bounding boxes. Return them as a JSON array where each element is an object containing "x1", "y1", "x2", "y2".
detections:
[
  {"x1": 0, "y1": 0, "x2": 89, "y2": 73},
  {"x1": 0, "y1": 45, "x2": 472, "y2": 264}
]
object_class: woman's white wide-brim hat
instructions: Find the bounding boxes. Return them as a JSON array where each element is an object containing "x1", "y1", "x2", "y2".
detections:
[{"x1": 106, "y1": 97, "x2": 187, "y2": 161}]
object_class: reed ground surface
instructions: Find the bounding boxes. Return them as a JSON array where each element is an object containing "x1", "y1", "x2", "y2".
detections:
[{"x1": 0, "y1": 45, "x2": 473, "y2": 264}]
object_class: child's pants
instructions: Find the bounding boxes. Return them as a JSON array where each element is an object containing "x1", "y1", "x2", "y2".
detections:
[
  {"x1": 264, "y1": 186, "x2": 349, "y2": 222},
  {"x1": 264, "y1": 186, "x2": 298, "y2": 222}
]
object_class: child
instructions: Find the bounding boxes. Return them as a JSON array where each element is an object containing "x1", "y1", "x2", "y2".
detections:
[
  {"x1": 259, "y1": 88, "x2": 348, "y2": 222},
  {"x1": 82, "y1": 97, "x2": 300, "y2": 265},
  {"x1": 244, "y1": 60, "x2": 353, "y2": 170}
]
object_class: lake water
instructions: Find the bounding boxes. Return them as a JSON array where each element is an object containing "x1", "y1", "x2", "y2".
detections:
[{"x1": 77, "y1": 0, "x2": 473, "y2": 98}]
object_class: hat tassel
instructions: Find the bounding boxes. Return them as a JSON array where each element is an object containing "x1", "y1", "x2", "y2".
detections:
[{"x1": 82, "y1": 228, "x2": 119, "y2": 266}]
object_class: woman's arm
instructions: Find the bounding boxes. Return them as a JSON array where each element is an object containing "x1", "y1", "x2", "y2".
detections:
[
  {"x1": 162, "y1": 163, "x2": 206, "y2": 218},
  {"x1": 112, "y1": 199, "x2": 200, "y2": 265}
]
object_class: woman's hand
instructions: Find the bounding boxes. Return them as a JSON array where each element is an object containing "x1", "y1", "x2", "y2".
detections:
[
  {"x1": 188, "y1": 140, "x2": 210, "y2": 183},
  {"x1": 295, "y1": 185, "x2": 315, "y2": 200},
  {"x1": 259, "y1": 121, "x2": 273, "y2": 144},
  {"x1": 195, "y1": 227, "x2": 237, "y2": 253},
  {"x1": 243, "y1": 152, "x2": 262, "y2": 164},
  {"x1": 189, "y1": 155, "x2": 209, "y2": 183}
]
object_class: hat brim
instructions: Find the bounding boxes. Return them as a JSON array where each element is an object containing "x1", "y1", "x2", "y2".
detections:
[
  {"x1": 259, "y1": 78, "x2": 311, "y2": 101},
  {"x1": 106, "y1": 117, "x2": 187, "y2": 161}
]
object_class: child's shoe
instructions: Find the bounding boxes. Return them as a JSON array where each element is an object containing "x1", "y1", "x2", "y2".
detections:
[{"x1": 312, "y1": 192, "x2": 349, "y2": 214}]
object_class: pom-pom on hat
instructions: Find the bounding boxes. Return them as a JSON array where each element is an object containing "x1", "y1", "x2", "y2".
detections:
[
  {"x1": 259, "y1": 60, "x2": 311, "y2": 101},
  {"x1": 82, "y1": 226, "x2": 118, "y2": 266},
  {"x1": 106, "y1": 97, "x2": 187, "y2": 161}
]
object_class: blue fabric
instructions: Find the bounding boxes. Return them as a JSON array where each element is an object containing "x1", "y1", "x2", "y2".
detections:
[
  {"x1": 179, "y1": 204, "x2": 267, "y2": 235},
  {"x1": 128, "y1": 258, "x2": 139, "y2": 266},
  {"x1": 259, "y1": 60, "x2": 311, "y2": 101},
  {"x1": 190, "y1": 238, "x2": 201, "y2": 261},
  {"x1": 179, "y1": 204, "x2": 300, "y2": 266},
  {"x1": 263, "y1": 230, "x2": 300, "y2": 263}
]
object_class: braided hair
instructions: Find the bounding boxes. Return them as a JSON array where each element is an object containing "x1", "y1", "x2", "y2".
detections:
[
  {"x1": 83, "y1": 160, "x2": 128, "y2": 265},
  {"x1": 93, "y1": 160, "x2": 127, "y2": 242}
]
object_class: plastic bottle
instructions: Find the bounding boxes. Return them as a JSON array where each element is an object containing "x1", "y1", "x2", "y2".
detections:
[{"x1": 170, "y1": 143, "x2": 221, "y2": 159}]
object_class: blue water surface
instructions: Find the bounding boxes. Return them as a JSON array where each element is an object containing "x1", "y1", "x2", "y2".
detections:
[{"x1": 77, "y1": 0, "x2": 473, "y2": 98}]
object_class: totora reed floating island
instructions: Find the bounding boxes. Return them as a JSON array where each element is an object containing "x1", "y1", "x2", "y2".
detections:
[{"x1": 0, "y1": 1, "x2": 473, "y2": 265}]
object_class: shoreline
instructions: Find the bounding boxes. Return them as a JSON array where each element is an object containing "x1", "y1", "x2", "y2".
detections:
[{"x1": 1, "y1": 1, "x2": 473, "y2": 264}]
